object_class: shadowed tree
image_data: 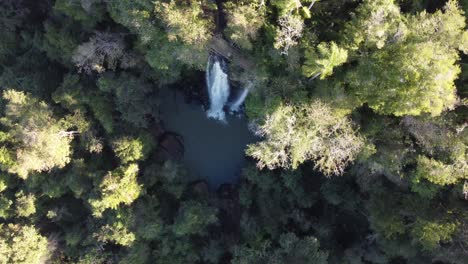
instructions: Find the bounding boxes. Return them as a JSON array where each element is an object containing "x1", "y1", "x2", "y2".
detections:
[
  {"x1": 232, "y1": 233, "x2": 328, "y2": 264},
  {"x1": 97, "y1": 73, "x2": 158, "y2": 128},
  {"x1": 172, "y1": 201, "x2": 218, "y2": 236},
  {"x1": 72, "y1": 32, "x2": 126, "y2": 74}
]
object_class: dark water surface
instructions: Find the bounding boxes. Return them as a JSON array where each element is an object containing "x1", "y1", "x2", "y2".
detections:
[{"x1": 159, "y1": 89, "x2": 257, "y2": 188}]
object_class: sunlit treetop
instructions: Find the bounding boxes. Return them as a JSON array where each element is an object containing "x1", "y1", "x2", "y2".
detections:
[
  {"x1": 345, "y1": 0, "x2": 404, "y2": 50},
  {"x1": 89, "y1": 163, "x2": 143, "y2": 217},
  {"x1": 154, "y1": 0, "x2": 215, "y2": 46},
  {"x1": 345, "y1": 0, "x2": 468, "y2": 116},
  {"x1": 0, "y1": 90, "x2": 73, "y2": 178},
  {"x1": 0, "y1": 224, "x2": 49, "y2": 264},
  {"x1": 247, "y1": 100, "x2": 365, "y2": 175}
]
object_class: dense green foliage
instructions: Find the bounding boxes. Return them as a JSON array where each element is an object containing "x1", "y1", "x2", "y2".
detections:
[
  {"x1": 0, "y1": 0, "x2": 466, "y2": 263},
  {"x1": 246, "y1": 100, "x2": 365, "y2": 174}
]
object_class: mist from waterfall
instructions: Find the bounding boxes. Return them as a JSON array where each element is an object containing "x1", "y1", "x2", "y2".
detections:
[{"x1": 206, "y1": 56, "x2": 230, "y2": 121}]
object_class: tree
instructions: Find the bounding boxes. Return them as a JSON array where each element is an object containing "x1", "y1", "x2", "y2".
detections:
[
  {"x1": 202, "y1": 240, "x2": 224, "y2": 264},
  {"x1": 367, "y1": 190, "x2": 407, "y2": 240},
  {"x1": 406, "y1": 0, "x2": 468, "y2": 54},
  {"x1": 344, "y1": 0, "x2": 404, "y2": 50},
  {"x1": 410, "y1": 155, "x2": 467, "y2": 198},
  {"x1": 84, "y1": 92, "x2": 115, "y2": 134},
  {"x1": 111, "y1": 135, "x2": 153, "y2": 164},
  {"x1": 400, "y1": 116, "x2": 460, "y2": 156},
  {"x1": 132, "y1": 196, "x2": 164, "y2": 241},
  {"x1": 120, "y1": 242, "x2": 151, "y2": 264},
  {"x1": 97, "y1": 73, "x2": 158, "y2": 128},
  {"x1": 94, "y1": 224, "x2": 135, "y2": 247},
  {"x1": 142, "y1": 160, "x2": 187, "y2": 199},
  {"x1": 53, "y1": 0, "x2": 106, "y2": 28},
  {"x1": 411, "y1": 219, "x2": 458, "y2": 251},
  {"x1": 172, "y1": 201, "x2": 218, "y2": 236},
  {"x1": 0, "y1": 195, "x2": 13, "y2": 219},
  {"x1": 238, "y1": 165, "x2": 318, "y2": 240},
  {"x1": 75, "y1": 248, "x2": 112, "y2": 264},
  {"x1": 106, "y1": 0, "x2": 207, "y2": 80},
  {"x1": 414, "y1": 156, "x2": 466, "y2": 186},
  {"x1": 0, "y1": 133, "x2": 15, "y2": 172},
  {"x1": 348, "y1": 40, "x2": 460, "y2": 116},
  {"x1": 14, "y1": 191, "x2": 36, "y2": 217},
  {"x1": 155, "y1": 0, "x2": 214, "y2": 46},
  {"x1": 270, "y1": 0, "x2": 311, "y2": 16},
  {"x1": 224, "y1": 2, "x2": 265, "y2": 50},
  {"x1": 302, "y1": 42, "x2": 348, "y2": 79},
  {"x1": 274, "y1": 15, "x2": 304, "y2": 55},
  {"x1": 0, "y1": 90, "x2": 73, "y2": 178},
  {"x1": 153, "y1": 234, "x2": 201, "y2": 264},
  {"x1": 0, "y1": 224, "x2": 49, "y2": 264},
  {"x1": 0, "y1": 0, "x2": 28, "y2": 63},
  {"x1": 38, "y1": 18, "x2": 82, "y2": 66},
  {"x1": 247, "y1": 100, "x2": 364, "y2": 175},
  {"x1": 345, "y1": 0, "x2": 467, "y2": 116},
  {"x1": 153, "y1": 0, "x2": 215, "y2": 70},
  {"x1": 89, "y1": 164, "x2": 142, "y2": 217},
  {"x1": 72, "y1": 32, "x2": 125, "y2": 74},
  {"x1": 232, "y1": 233, "x2": 328, "y2": 264}
]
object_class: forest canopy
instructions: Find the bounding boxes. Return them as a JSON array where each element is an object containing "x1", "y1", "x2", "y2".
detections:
[{"x1": 0, "y1": 0, "x2": 467, "y2": 263}]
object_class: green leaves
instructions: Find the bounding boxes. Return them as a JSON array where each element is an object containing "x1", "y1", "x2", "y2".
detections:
[
  {"x1": 247, "y1": 100, "x2": 364, "y2": 175},
  {"x1": 302, "y1": 41, "x2": 348, "y2": 79},
  {"x1": 232, "y1": 233, "x2": 328, "y2": 264},
  {"x1": 345, "y1": 0, "x2": 404, "y2": 49},
  {"x1": 172, "y1": 201, "x2": 218, "y2": 236},
  {"x1": 348, "y1": 40, "x2": 460, "y2": 116},
  {"x1": 112, "y1": 136, "x2": 153, "y2": 164},
  {"x1": 411, "y1": 219, "x2": 458, "y2": 251},
  {"x1": 410, "y1": 155, "x2": 467, "y2": 198},
  {"x1": 14, "y1": 191, "x2": 36, "y2": 217},
  {"x1": 106, "y1": 0, "x2": 212, "y2": 75},
  {"x1": 224, "y1": 2, "x2": 265, "y2": 50},
  {"x1": 89, "y1": 164, "x2": 143, "y2": 217},
  {"x1": 414, "y1": 156, "x2": 464, "y2": 186},
  {"x1": 344, "y1": 0, "x2": 467, "y2": 116},
  {"x1": 97, "y1": 73, "x2": 158, "y2": 129},
  {"x1": 94, "y1": 223, "x2": 136, "y2": 247},
  {"x1": 154, "y1": 0, "x2": 215, "y2": 46},
  {"x1": 0, "y1": 90, "x2": 73, "y2": 178},
  {"x1": 274, "y1": 15, "x2": 304, "y2": 55},
  {"x1": 53, "y1": 0, "x2": 106, "y2": 28},
  {"x1": 0, "y1": 224, "x2": 48, "y2": 264}
]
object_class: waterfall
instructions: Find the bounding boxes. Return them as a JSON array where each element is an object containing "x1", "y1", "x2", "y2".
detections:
[
  {"x1": 229, "y1": 82, "x2": 252, "y2": 112},
  {"x1": 206, "y1": 56, "x2": 230, "y2": 121}
]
